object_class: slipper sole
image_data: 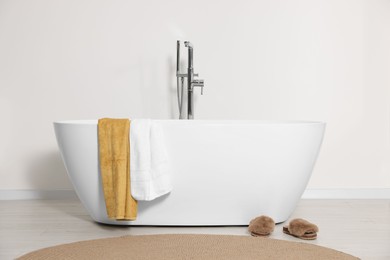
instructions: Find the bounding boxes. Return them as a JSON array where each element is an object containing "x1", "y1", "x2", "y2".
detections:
[
  {"x1": 283, "y1": 226, "x2": 317, "y2": 240},
  {"x1": 250, "y1": 231, "x2": 271, "y2": 237}
]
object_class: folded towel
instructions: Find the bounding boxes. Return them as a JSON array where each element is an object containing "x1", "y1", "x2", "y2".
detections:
[
  {"x1": 130, "y1": 119, "x2": 172, "y2": 201},
  {"x1": 98, "y1": 118, "x2": 137, "y2": 220}
]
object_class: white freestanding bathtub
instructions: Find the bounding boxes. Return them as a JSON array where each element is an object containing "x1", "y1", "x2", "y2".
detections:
[{"x1": 54, "y1": 120, "x2": 325, "y2": 226}]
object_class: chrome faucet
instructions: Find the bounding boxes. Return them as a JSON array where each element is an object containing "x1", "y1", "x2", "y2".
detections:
[{"x1": 176, "y1": 40, "x2": 204, "y2": 119}]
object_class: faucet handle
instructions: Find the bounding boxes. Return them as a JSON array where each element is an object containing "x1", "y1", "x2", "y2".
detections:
[{"x1": 192, "y1": 79, "x2": 204, "y2": 95}]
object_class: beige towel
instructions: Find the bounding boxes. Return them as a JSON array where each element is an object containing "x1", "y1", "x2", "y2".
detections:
[{"x1": 98, "y1": 118, "x2": 137, "y2": 220}]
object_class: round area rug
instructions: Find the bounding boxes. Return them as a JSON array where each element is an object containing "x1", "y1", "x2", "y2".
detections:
[{"x1": 17, "y1": 234, "x2": 359, "y2": 260}]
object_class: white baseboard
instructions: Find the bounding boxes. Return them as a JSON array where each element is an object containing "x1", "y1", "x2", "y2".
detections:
[
  {"x1": 0, "y1": 189, "x2": 390, "y2": 200},
  {"x1": 301, "y1": 188, "x2": 390, "y2": 199}
]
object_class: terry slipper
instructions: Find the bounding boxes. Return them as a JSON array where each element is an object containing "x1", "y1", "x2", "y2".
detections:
[
  {"x1": 248, "y1": 215, "x2": 275, "y2": 237},
  {"x1": 283, "y1": 218, "x2": 319, "y2": 240}
]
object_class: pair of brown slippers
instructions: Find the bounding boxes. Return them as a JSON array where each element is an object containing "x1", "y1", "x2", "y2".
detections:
[{"x1": 248, "y1": 216, "x2": 319, "y2": 240}]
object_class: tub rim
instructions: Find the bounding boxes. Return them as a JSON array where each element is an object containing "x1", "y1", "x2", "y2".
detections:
[{"x1": 53, "y1": 119, "x2": 326, "y2": 126}]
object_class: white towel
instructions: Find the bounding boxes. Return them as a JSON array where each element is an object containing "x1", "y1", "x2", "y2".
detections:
[{"x1": 130, "y1": 119, "x2": 172, "y2": 201}]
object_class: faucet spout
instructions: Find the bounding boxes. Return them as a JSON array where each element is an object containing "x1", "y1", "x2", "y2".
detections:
[
  {"x1": 185, "y1": 41, "x2": 194, "y2": 69},
  {"x1": 184, "y1": 41, "x2": 193, "y2": 49}
]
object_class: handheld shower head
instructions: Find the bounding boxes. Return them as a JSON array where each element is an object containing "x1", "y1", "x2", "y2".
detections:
[{"x1": 176, "y1": 40, "x2": 180, "y2": 74}]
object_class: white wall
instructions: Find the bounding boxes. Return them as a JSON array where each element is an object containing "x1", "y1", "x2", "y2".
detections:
[{"x1": 0, "y1": 0, "x2": 389, "y2": 191}]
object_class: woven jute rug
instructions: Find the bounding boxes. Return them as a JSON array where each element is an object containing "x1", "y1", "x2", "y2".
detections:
[{"x1": 17, "y1": 234, "x2": 359, "y2": 260}]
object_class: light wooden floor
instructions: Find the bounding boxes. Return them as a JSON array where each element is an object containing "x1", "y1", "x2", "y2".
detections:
[{"x1": 0, "y1": 199, "x2": 389, "y2": 260}]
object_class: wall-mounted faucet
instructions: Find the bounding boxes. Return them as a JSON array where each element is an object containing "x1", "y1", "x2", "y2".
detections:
[{"x1": 176, "y1": 40, "x2": 204, "y2": 119}]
